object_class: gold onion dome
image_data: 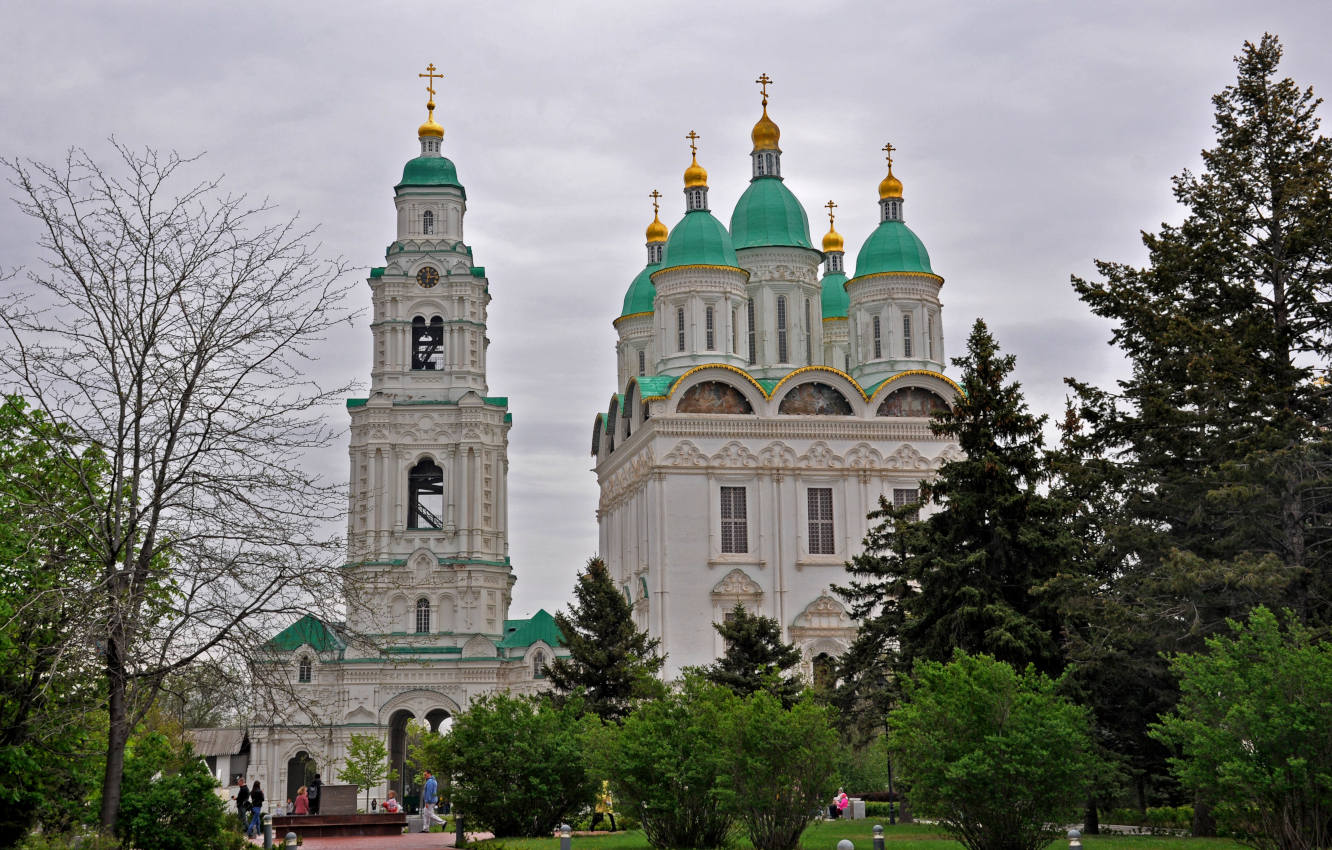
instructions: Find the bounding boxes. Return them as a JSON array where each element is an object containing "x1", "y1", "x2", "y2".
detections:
[
  {"x1": 684, "y1": 153, "x2": 708, "y2": 188},
  {"x1": 751, "y1": 103, "x2": 780, "y2": 151},
  {"x1": 646, "y1": 213, "x2": 668, "y2": 243},
  {"x1": 879, "y1": 166, "x2": 903, "y2": 199},
  {"x1": 823, "y1": 225, "x2": 844, "y2": 253},
  {"x1": 419, "y1": 99, "x2": 444, "y2": 138}
]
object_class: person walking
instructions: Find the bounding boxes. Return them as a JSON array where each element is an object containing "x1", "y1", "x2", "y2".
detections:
[
  {"x1": 591, "y1": 781, "x2": 616, "y2": 831},
  {"x1": 307, "y1": 773, "x2": 322, "y2": 815},
  {"x1": 234, "y1": 777, "x2": 250, "y2": 830},
  {"x1": 247, "y1": 781, "x2": 265, "y2": 838},
  {"x1": 294, "y1": 786, "x2": 310, "y2": 816},
  {"x1": 420, "y1": 770, "x2": 445, "y2": 832}
]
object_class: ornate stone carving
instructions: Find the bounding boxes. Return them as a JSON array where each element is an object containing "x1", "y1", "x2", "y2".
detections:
[
  {"x1": 799, "y1": 441, "x2": 844, "y2": 469},
  {"x1": 711, "y1": 441, "x2": 760, "y2": 468},
  {"x1": 663, "y1": 440, "x2": 708, "y2": 467},
  {"x1": 711, "y1": 568, "x2": 763, "y2": 598},
  {"x1": 887, "y1": 443, "x2": 931, "y2": 470}
]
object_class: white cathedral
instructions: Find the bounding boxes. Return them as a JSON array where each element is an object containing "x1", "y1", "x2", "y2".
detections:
[{"x1": 237, "y1": 71, "x2": 960, "y2": 806}]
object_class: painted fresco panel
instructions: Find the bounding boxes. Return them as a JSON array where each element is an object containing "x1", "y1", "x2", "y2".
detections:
[
  {"x1": 677, "y1": 381, "x2": 754, "y2": 414},
  {"x1": 778, "y1": 382, "x2": 853, "y2": 415},
  {"x1": 877, "y1": 386, "x2": 950, "y2": 417}
]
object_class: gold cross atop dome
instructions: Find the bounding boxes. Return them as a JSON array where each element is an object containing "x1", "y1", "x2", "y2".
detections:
[
  {"x1": 650, "y1": 189, "x2": 662, "y2": 215},
  {"x1": 417, "y1": 63, "x2": 445, "y2": 139},
  {"x1": 879, "y1": 142, "x2": 903, "y2": 200},
  {"x1": 822, "y1": 199, "x2": 844, "y2": 253},
  {"x1": 683, "y1": 131, "x2": 708, "y2": 189},
  {"x1": 882, "y1": 142, "x2": 896, "y2": 168},
  {"x1": 756, "y1": 72, "x2": 773, "y2": 104},
  {"x1": 646, "y1": 189, "x2": 668, "y2": 243}
]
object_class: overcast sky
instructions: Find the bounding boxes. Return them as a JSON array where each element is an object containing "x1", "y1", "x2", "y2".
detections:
[{"x1": 3, "y1": 1, "x2": 1330, "y2": 620}]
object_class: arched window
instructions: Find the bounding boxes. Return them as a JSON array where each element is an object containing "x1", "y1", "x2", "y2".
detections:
[
  {"x1": 813, "y1": 653, "x2": 836, "y2": 691},
  {"x1": 637, "y1": 349, "x2": 646, "y2": 376},
  {"x1": 412, "y1": 316, "x2": 444, "y2": 370},
  {"x1": 903, "y1": 313, "x2": 913, "y2": 358},
  {"x1": 298, "y1": 655, "x2": 312, "y2": 684},
  {"x1": 872, "y1": 315, "x2": 882, "y2": 359},
  {"x1": 676, "y1": 307, "x2": 686, "y2": 352},
  {"x1": 776, "y1": 296, "x2": 789, "y2": 362},
  {"x1": 407, "y1": 459, "x2": 444, "y2": 529},
  {"x1": 422, "y1": 210, "x2": 434, "y2": 235},
  {"x1": 925, "y1": 314, "x2": 934, "y2": 360},
  {"x1": 705, "y1": 306, "x2": 715, "y2": 350},
  {"x1": 416, "y1": 598, "x2": 431, "y2": 634},
  {"x1": 804, "y1": 298, "x2": 812, "y2": 363},
  {"x1": 746, "y1": 300, "x2": 756, "y2": 365},
  {"x1": 533, "y1": 650, "x2": 547, "y2": 679}
]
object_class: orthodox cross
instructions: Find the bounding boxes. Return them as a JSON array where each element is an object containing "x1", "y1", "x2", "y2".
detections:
[
  {"x1": 756, "y1": 72, "x2": 773, "y2": 104},
  {"x1": 686, "y1": 130, "x2": 700, "y2": 156},
  {"x1": 419, "y1": 63, "x2": 444, "y2": 100},
  {"x1": 882, "y1": 142, "x2": 896, "y2": 168},
  {"x1": 650, "y1": 189, "x2": 662, "y2": 216},
  {"x1": 825, "y1": 199, "x2": 837, "y2": 229}
]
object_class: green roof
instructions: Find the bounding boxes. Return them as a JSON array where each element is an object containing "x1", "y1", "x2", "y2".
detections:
[
  {"x1": 396, "y1": 156, "x2": 463, "y2": 191},
  {"x1": 730, "y1": 177, "x2": 813, "y2": 250},
  {"x1": 659, "y1": 210, "x2": 739, "y2": 270},
  {"x1": 821, "y1": 271, "x2": 849, "y2": 319},
  {"x1": 853, "y1": 220, "x2": 934, "y2": 277},
  {"x1": 621, "y1": 263, "x2": 659, "y2": 317},
  {"x1": 267, "y1": 614, "x2": 345, "y2": 653},
  {"x1": 369, "y1": 267, "x2": 385, "y2": 278},
  {"x1": 498, "y1": 609, "x2": 564, "y2": 649},
  {"x1": 634, "y1": 375, "x2": 677, "y2": 399}
]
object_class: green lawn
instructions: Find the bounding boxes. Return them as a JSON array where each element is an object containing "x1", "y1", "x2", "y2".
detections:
[{"x1": 472, "y1": 821, "x2": 1242, "y2": 850}]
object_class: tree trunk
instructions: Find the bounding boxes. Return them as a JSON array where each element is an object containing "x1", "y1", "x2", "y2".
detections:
[
  {"x1": 1192, "y1": 798, "x2": 1216, "y2": 837},
  {"x1": 1083, "y1": 798, "x2": 1100, "y2": 835},
  {"x1": 99, "y1": 637, "x2": 130, "y2": 832}
]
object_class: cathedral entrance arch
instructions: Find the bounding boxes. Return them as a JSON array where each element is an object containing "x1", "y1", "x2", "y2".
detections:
[
  {"x1": 286, "y1": 751, "x2": 317, "y2": 806},
  {"x1": 383, "y1": 692, "x2": 459, "y2": 806}
]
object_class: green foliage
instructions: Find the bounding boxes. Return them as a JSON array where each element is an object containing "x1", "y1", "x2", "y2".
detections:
[
  {"x1": 337, "y1": 733, "x2": 397, "y2": 812},
  {"x1": 597, "y1": 674, "x2": 736, "y2": 850},
  {"x1": 703, "y1": 603, "x2": 803, "y2": 707},
  {"x1": 833, "y1": 734, "x2": 891, "y2": 795},
  {"x1": 719, "y1": 690, "x2": 839, "y2": 850},
  {"x1": 889, "y1": 652, "x2": 1098, "y2": 850},
  {"x1": 115, "y1": 731, "x2": 243, "y2": 850},
  {"x1": 442, "y1": 691, "x2": 597, "y2": 837},
  {"x1": 1151, "y1": 607, "x2": 1332, "y2": 850},
  {"x1": 545, "y1": 557, "x2": 665, "y2": 723},
  {"x1": 0, "y1": 395, "x2": 108, "y2": 847},
  {"x1": 838, "y1": 320, "x2": 1075, "y2": 677},
  {"x1": 15, "y1": 831, "x2": 122, "y2": 850},
  {"x1": 1104, "y1": 807, "x2": 1195, "y2": 830}
]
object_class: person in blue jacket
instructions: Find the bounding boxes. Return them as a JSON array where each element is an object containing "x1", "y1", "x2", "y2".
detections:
[{"x1": 421, "y1": 770, "x2": 445, "y2": 833}]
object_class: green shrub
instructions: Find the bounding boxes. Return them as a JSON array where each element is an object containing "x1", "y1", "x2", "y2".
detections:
[
  {"x1": 116, "y1": 731, "x2": 245, "y2": 850},
  {"x1": 17, "y1": 830, "x2": 122, "y2": 850}
]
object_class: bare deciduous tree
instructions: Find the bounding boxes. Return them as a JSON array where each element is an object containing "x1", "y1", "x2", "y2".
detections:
[{"x1": 2, "y1": 143, "x2": 357, "y2": 831}]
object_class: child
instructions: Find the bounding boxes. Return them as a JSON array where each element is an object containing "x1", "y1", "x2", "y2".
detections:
[
  {"x1": 295, "y1": 786, "x2": 310, "y2": 815},
  {"x1": 382, "y1": 790, "x2": 402, "y2": 813}
]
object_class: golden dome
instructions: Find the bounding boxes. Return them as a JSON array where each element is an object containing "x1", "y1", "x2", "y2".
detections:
[
  {"x1": 878, "y1": 167, "x2": 903, "y2": 200},
  {"x1": 646, "y1": 213, "x2": 668, "y2": 243},
  {"x1": 751, "y1": 104, "x2": 780, "y2": 151},
  {"x1": 822, "y1": 226, "x2": 844, "y2": 253},
  {"x1": 683, "y1": 131, "x2": 708, "y2": 188},
  {"x1": 419, "y1": 99, "x2": 444, "y2": 139}
]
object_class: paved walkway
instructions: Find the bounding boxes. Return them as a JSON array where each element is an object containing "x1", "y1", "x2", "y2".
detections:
[{"x1": 254, "y1": 830, "x2": 494, "y2": 849}]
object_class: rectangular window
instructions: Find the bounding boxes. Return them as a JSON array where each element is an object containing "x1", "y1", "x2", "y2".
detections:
[
  {"x1": 777, "y1": 296, "x2": 788, "y2": 362},
  {"x1": 732, "y1": 308, "x2": 739, "y2": 354},
  {"x1": 804, "y1": 298, "x2": 813, "y2": 364},
  {"x1": 705, "y1": 306, "x2": 715, "y2": 350},
  {"x1": 903, "y1": 314, "x2": 913, "y2": 358},
  {"x1": 637, "y1": 349, "x2": 646, "y2": 376},
  {"x1": 925, "y1": 314, "x2": 933, "y2": 360},
  {"x1": 677, "y1": 307, "x2": 686, "y2": 352},
  {"x1": 872, "y1": 315, "x2": 882, "y2": 359},
  {"x1": 747, "y1": 299, "x2": 756, "y2": 365},
  {"x1": 807, "y1": 487, "x2": 835, "y2": 554},
  {"x1": 893, "y1": 487, "x2": 920, "y2": 521},
  {"x1": 720, "y1": 486, "x2": 748, "y2": 554}
]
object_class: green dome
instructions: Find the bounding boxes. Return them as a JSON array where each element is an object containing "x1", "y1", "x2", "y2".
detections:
[
  {"x1": 620, "y1": 264, "x2": 659, "y2": 317},
  {"x1": 853, "y1": 220, "x2": 934, "y2": 277},
  {"x1": 396, "y1": 156, "x2": 462, "y2": 190},
  {"x1": 820, "y1": 271, "x2": 849, "y2": 319},
  {"x1": 730, "y1": 177, "x2": 814, "y2": 250},
  {"x1": 660, "y1": 210, "x2": 739, "y2": 270}
]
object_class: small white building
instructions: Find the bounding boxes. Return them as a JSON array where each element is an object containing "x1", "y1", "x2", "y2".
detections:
[{"x1": 593, "y1": 85, "x2": 960, "y2": 679}]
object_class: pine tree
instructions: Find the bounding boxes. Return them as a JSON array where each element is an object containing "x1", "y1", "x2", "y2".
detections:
[
  {"x1": 703, "y1": 602, "x2": 803, "y2": 707},
  {"x1": 544, "y1": 557, "x2": 664, "y2": 722},
  {"x1": 837, "y1": 319, "x2": 1075, "y2": 676}
]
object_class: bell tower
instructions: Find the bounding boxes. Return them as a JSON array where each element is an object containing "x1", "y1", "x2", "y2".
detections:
[{"x1": 344, "y1": 66, "x2": 514, "y2": 641}]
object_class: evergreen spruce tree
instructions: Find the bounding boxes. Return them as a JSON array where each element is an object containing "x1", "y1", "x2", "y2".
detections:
[
  {"x1": 545, "y1": 557, "x2": 664, "y2": 722},
  {"x1": 1060, "y1": 35, "x2": 1332, "y2": 821},
  {"x1": 703, "y1": 602, "x2": 803, "y2": 707},
  {"x1": 837, "y1": 319, "x2": 1075, "y2": 676}
]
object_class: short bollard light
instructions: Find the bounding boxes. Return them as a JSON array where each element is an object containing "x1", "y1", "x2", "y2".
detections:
[
  {"x1": 874, "y1": 825, "x2": 885, "y2": 850},
  {"x1": 560, "y1": 823, "x2": 573, "y2": 850},
  {"x1": 1068, "y1": 829, "x2": 1082, "y2": 850},
  {"x1": 262, "y1": 812, "x2": 273, "y2": 849},
  {"x1": 285, "y1": 831, "x2": 298, "y2": 848},
  {"x1": 838, "y1": 840, "x2": 855, "y2": 850}
]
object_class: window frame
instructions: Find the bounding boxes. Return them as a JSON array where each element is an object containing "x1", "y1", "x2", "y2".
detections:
[
  {"x1": 719, "y1": 485, "x2": 749, "y2": 554},
  {"x1": 415, "y1": 598, "x2": 431, "y2": 634},
  {"x1": 807, "y1": 487, "x2": 835, "y2": 555}
]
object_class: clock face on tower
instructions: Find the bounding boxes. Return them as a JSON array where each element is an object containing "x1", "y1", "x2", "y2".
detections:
[{"x1": 416, "y1": 266, "x2": 440, "y2": 288}]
